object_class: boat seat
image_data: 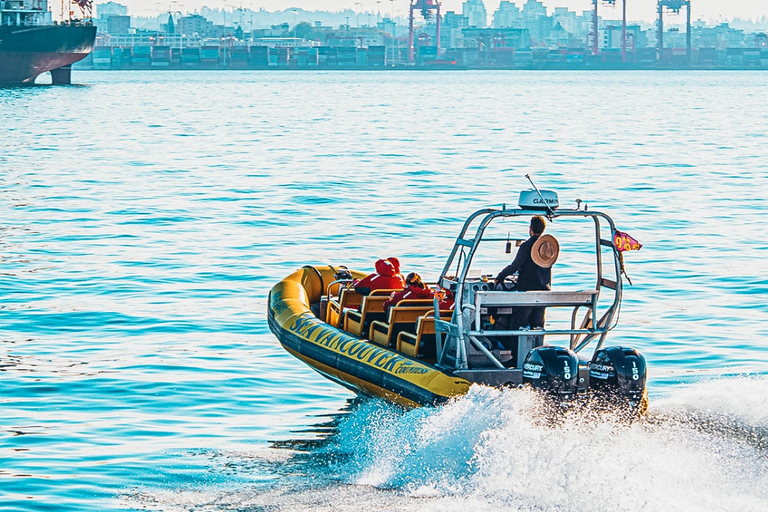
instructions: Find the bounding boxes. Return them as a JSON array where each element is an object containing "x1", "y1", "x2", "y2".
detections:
[
  {"x1": 397, "y1": 311, "x2": 452, "y2": 363},
  {"x1": 326, "y1": 287, "x2": 363, "y2": 328},
  {"x1": 368, "y1": 299, "x2": 435, "y2": 347},
  {"x1": 343, "y1": 292, "x2": 399, "y2": 337}
]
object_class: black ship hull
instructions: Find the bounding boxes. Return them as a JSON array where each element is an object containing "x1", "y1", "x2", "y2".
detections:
[{"x1": 0, "y1": 24, "x2": 96, "y2": 85}]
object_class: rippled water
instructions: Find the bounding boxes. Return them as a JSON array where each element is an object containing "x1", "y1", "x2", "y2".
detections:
[{"x1": 1, "y1": 70, "x2": 767, "y2": 511}]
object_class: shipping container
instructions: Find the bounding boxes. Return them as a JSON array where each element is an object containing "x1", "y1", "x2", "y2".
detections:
[
  {"x1": 368, "y1": 45, "x2": 386, "y2": 67},
  {"x1": 229, "y1": 46, "x2": 249, "y2": 68},
  {"x1": 181, "y1": 47, "x2": 200, "y2": 67},
  {"x1": 92, "y1": 46, "x2": 112, "y2": 68},
  {"x1": 337, "y1": 46, "x2": 357, "y2": 67},
  {"x1": 132, "y1": 45, "x2": 151, "y2": 67},
  {"x1": 200, "y1": 46, "x2": 220, "y2": 68},
  {"x1": 151, "y1": 45, "x2": 171, "y2": 67},
  {"x1": 249, "y1": 46, "x2": 269, "y2": 68}
]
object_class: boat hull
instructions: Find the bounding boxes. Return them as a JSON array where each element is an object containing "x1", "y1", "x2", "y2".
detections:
[
  {"x1": 268, "y1": 265, "x2": 471, "y2": 408},
  {"x1": 0, "y1": 24, "x2": 96, "y2": 85}
]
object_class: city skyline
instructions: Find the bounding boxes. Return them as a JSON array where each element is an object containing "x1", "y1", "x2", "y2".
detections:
[{"x1": 115, "y1": 0, "x2": 766, "y2": 24}]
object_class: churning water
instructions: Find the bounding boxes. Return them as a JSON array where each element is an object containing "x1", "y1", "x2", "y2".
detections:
[{"x1": 1, "y1": 70, "x2": 767, "y2": 511}]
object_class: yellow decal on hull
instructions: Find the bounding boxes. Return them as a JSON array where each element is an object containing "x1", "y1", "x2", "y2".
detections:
[{"x1": 288, "y1": 314, "x2": 430, "y2": 376}]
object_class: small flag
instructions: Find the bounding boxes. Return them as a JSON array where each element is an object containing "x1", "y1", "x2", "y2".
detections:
[{"x1": 613, "y1": 230, "x2": 642, "y2": 252}]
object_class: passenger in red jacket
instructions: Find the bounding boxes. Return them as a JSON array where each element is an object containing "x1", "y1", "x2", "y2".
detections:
[
  {"x1": 437, "y1": 289, "x2": 455, "y2": 311},
  {"x1": 353, "y1": 258, "x2": 405, "y2": 296},
  {"x1": 387, "y1": 257, "x2": 403, "y2": 281},
  {"x1": 384, "y1": 272, "x2": 434, "y2": 311}
]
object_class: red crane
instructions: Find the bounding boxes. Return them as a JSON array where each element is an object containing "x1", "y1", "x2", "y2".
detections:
[
  {"x1": 657, "y1": 0, "x2": 691, "y2": 64},
  {"x1": 591, "y1": 0, "x2": 627, "y2": 62},
  {"x1": 408, "y1": 0, "x2": 441, "y2": 63}
]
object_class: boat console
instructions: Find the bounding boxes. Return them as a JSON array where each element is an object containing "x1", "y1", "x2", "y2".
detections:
[{"x1": 433, "y1": 188, "x2": 647, "y2": 412}]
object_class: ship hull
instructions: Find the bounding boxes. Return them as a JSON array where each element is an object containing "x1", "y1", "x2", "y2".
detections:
[{"x1": 0, "y1": 24, "x2": 96, "y2": 85}]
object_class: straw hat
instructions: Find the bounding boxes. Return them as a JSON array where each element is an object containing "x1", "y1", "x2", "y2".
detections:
[{"x1": 531, "y1": 234, "x2": 559, "y2": 268}]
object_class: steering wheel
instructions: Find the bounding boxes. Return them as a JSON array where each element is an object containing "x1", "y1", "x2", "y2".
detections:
[{"x1": 495, "y1": 276, "x2": 518, "y2": 291}]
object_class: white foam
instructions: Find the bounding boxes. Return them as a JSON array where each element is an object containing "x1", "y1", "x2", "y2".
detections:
[
  {"x1": 327, "y1": 376, "x2": 768, "y2": 511},
  {"x1": 134, "y1": 375, "x2": 768, "y2": 512}
]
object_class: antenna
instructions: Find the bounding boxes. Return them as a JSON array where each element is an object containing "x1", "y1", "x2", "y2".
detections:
[{"x1": 525, "y1": 174, "x2": 556, "y2": 217}]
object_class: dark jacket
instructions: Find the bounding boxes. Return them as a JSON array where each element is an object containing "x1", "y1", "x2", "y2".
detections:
[{"x1": 495, "y1": 235, "x2": 551, "y2": 291}]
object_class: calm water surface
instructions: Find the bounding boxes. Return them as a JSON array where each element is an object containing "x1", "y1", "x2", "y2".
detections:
[{"x1": 1, "y1": 70, "x2": 767, "y2": 511}]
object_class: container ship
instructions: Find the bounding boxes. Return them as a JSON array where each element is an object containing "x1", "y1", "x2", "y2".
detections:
[{"x1": 0, "y1": 0, "x2": 96, "y2": 85}]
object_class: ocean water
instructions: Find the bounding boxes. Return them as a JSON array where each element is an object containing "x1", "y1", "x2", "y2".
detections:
[{"x1": 1, "y1": 70, "x2": 767, "y2": 511}]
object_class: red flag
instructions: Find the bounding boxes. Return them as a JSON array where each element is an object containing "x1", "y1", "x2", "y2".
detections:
[{"x1": 613, "y1": 230, "x2": 642, "y2": 252}]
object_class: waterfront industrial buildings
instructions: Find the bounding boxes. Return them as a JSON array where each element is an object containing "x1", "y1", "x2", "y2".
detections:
[{"x1": 84, "y1": 0, "x2": 768, "y2": 69}]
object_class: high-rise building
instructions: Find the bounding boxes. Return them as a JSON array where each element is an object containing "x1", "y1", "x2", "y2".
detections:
[
  {"x1": 462, "y1": 0, "x2": 487, "y2": 29},
  {"x1": 493, "y1": 1, "x2": 521, "y2": 29},
  {"x1": 178, "y1": 14, "x2": 212, "y2": 37},
  {"x1": 95, "y1": 1, "x2": 128, "y2": 18},
  {"x1": 444, "y1": 11, "x2": 469, "y2": 30},
  {"x1": 521, "y1": 0, "x2": 546, "y2": 19}
]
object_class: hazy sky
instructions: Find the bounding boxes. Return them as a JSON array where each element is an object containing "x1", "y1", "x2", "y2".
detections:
[{"x1": 123, "y1": 0, "x2": 767, "y2": 23}]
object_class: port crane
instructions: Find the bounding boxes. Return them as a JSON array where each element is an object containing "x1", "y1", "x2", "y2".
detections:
[
  {"x1": 408, "y1": 0, "x2": 440, "y2": 63},
  {"x1": 657, "y1": 0, "x2": 692, "y2": 64},
  {"x1": 590, "y1": 0, "x2": 628, "y2": 62}
]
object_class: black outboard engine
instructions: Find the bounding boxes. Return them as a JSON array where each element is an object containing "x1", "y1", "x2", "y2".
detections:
[
  {"x1": 588, "y1": 346, "x2": 647, "y2": 415},
  {"x1": 522, "y1": 346, "x2": 580, "y2": 401}
]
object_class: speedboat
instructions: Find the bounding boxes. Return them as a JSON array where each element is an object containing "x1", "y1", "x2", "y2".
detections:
[{"x1": 267, "y1": 188, "x2": 647, "y2": 415}]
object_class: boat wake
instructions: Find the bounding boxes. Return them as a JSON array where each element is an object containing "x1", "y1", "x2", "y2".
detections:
[{"x1": 129, "y1": 374, "x2": 768, "y2": 512}]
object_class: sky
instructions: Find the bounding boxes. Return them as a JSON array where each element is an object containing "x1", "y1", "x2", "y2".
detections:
[{"x1": 121, "y1": 0, "x2": 768, "y2": 24}]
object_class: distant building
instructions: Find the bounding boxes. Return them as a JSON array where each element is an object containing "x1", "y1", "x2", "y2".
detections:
[
  {"x1": 252, "y1": 24, "x2": 289, "y2": 38},
  {"x1": 521, "y1": 0, "x2": 546, "y2": 19},
  {"x1": 442, "y1": 11, "x2": 468, "y2": 48},
  {"x1": 444, "y1": 11, "x2": 469, "y2": 30},
  {"x1": 521, "y1": 0, "x2": 549, "y2": 45},
  {"x1": 551, "y1": 7, "x2": 581, "y2": 36},
  {"x1": 493, "y1": 1, "x2": 521, "y2": 29},
  {"x1": 462, "y1": 27, "x2": 530, "y2": 49},
  {"x1": 95, "y1": 1, "x2": 128, "y2": 18},
  {"x1": 251, "y1": 37, "x2": 318, "y2": 48},
  {"x1": 462, "y1": 0, "x2": 487, "y2": 29},
  {"x1": 106, "y1": 15, "x2": 130, "y2": 35},
  {"x1": 94, "y1": 1, "x2": 128, "y2": 34},
  {"x1": 600, "y1": 23, "x2": 647, "y2": 51},
  {"x1": 178, "y1": 14, "x2": 212, "y2": 37},
  {"x1": 377, "y1": 17, "x2": 396, "y2": 35}
]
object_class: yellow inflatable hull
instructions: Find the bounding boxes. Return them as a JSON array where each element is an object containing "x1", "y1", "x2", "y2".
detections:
[{"x1": 267, "y1": 265, "x2": 471, "y2": 408}]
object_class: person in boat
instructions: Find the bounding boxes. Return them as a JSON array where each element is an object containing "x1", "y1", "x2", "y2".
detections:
[
  {"x1": 387, "y1": 257, "x2": 403, "y2": 280},
  {"x1": 383, "y1": 272, "x2": 433, "y2": 311},
  {"x1": 353, "y1": 258, "x2": 405, "y2": 296},
  {"x1": 436, "y1": 288, "x2": 455, "y2": 311},
  {"x1": 493, "y1": 215, "x2": 559, "y2": 330}
]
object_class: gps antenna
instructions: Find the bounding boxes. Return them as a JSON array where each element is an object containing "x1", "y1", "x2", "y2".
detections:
[{"x1": 525, "y1": 174, "x2": 556, "y2": 217}]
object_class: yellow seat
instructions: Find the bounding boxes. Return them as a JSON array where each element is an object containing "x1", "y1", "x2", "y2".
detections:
[
  {"x1": 326, "y1": 287, "x2": 363, "y2": 328},
  {"x1": 368, "y1": 299, "x2": 434, "y2": 347},
  {"x1": 343, "y1": 293, "x2": 397, "y2": 337},
  {"x1": 397, "y1": 310, "x2": 452, "y2": 362}
]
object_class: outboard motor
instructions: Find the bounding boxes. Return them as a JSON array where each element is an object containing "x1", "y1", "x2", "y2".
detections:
[
  {"x1": 588, "y1": 346, "x2": 647, "y2": 415},
  {"x1": 522, "y1": 346, "x2": 580, "y2": 400}
]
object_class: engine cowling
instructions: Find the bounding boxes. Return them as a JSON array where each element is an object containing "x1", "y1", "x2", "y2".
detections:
[
  {"x1": 588, "y1": 346, "x2": 647, "y2": 413},
  {"x1": 522, "y1": 346, "x2": 579, "y2": 399}
]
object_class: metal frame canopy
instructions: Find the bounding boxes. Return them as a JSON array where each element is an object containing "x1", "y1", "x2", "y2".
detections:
[{"x1": 435, "y1": 191, "x2": 625, "y2": 372}]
